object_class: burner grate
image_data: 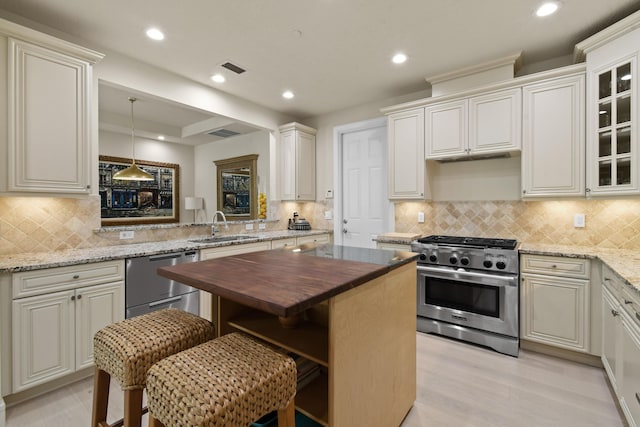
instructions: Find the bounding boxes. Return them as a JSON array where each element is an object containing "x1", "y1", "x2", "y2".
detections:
[{"x1": 417, "y1": 235, "x2": 517, "y2": 250}]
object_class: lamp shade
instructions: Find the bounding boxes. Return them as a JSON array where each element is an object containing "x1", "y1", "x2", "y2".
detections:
[{"x1": 184, "y1": 197, "x2": 203, "y2": 210}]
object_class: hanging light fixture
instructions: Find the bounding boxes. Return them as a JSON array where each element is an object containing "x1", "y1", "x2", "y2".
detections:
[{"x1": 112, "y1": 97, "x2": 154, "y2": 181}]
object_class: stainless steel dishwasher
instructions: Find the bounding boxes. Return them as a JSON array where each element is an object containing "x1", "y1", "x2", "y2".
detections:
[{"x1": 125, "y1": 250, "x2": 200, "y2": 318}]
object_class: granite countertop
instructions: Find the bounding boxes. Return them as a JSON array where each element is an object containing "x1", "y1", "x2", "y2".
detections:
[
  {"x1": 158, "y1": 244, "x2": 418, "y2": 317},
  {"x1": 0, "y1": 229, "x2": 332, "y2": 273}
]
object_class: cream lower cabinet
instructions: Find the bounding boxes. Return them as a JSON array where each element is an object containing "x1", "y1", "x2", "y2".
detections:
[
  {"x1": 11, "y1": 261, "x2": 124, "y2": 392},
  {"x1": 520, "y1": 254, "x2": 591, "y2": 352},
  {"x1": 295, "y1": 234, "x2": 331, "y2": 245},
  {"x1": 376, "y1": 242, "x2": 411, "y2": 251},
  {"x1": 602, "y1": 266, "x2": 640, "y2": 427}
]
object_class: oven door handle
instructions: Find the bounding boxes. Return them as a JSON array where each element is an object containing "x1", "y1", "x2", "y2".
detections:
[{"x1": 417, "y1": 265, "x2": 518, "y2": 287}]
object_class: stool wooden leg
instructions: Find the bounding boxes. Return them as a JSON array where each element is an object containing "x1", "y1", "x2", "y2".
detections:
[
  {"x1": 124, "y1": 388, "x2": 144, "y2": 427},
  {"x1": 148, "y1": 413, "x2": 165, "y2": 427},
  {"x1": 277, "y1": 398, "x2": 295, "y2": 427},
  {"x1": 92, "y1": 367, "x2": 111, "y2": 427}
]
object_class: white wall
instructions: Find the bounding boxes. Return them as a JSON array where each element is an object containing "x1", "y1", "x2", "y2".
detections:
[
  {"x1": 99, "y1": 130, "x2": 196, "y2": 222},
  {"x1": 194, "y1": 130, "x2": 271, "y2": 222}
]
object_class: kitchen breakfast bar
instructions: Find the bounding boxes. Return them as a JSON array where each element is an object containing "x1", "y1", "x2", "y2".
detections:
[{"x1": 158, "y1": 244, "x2": 418, "y2": 427}]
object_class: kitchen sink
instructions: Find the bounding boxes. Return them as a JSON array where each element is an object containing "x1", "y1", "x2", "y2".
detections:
[{"x1": 188, "y1": 235, "x2": 256, "y2": 243}]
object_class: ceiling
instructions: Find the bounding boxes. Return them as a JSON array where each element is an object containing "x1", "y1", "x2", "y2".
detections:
[{"x1": 1, "y1": 0, "x2": 639, "y2": 140}]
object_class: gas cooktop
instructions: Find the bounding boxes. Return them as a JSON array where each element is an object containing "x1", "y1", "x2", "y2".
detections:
[{"x1": 415, "y1": 235, "x2": 518, "y2": 250}]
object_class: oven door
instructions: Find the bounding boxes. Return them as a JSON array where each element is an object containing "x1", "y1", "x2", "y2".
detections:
[{"x1": 417, "y1": 265, "x2": 518, "y2": 338}]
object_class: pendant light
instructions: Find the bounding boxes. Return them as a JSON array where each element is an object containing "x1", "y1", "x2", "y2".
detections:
[{"x1": 112, "y1": 97, "x2": 154, "y2": 181}]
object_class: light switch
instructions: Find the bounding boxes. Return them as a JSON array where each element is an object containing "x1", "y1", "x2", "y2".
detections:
[
  {"x1": 574, "y1": 213, "x2": 585, "y2": 228},
  {"x1": 245, "y1": 223, "x2": 254, "y2": 230},
  {"x1": 418, "y1": 212, "x2": 425, "y2": 223},
  {"x1": 324, "y1": 210, "x2": 333, "y2": 220},
  {"x1": 119, "y1": 230, "x2": 134, "y2": 239},
  {"x1": 258, "y1": 223, "x2": 266, "y2": 229}
]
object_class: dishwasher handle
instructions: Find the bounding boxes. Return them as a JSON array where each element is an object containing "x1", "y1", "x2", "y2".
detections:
[
  {"x1": 148, "y1": 295, "x2": 183, "y2": 308},
  {"x1": 148, "y1": 253, "x2": 184, "y2": 262}
]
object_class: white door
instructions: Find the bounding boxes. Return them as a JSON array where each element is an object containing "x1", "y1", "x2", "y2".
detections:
[{"x1": 339, "y1": 121, "x2": 390, "y2": 248}]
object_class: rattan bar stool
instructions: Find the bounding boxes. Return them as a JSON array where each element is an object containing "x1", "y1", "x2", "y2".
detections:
[
  {"x1": 146, "y1": 332, "x2": 297, "y2": 427},
  {"x1": 91, "y1": 308, "x2": 216, "y2": 427}
]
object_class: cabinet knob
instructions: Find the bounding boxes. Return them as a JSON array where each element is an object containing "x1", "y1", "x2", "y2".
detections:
[
  {"x1": 586, "y1": 188, "x2": 591, "y2": 193},
  {"x1": 522, "y1": 190, "x2": 526, "y2": 194},
  {"x1": 77, "y1": 294, "x2": 82, "y2": 300},
  {"x1": 73, "y1": 275, "x2": 80, "y2": 279},
  {"x1": 70, "y1": 295, "x2": 75, "y2": 301},
  {"x1": 551, "y1": 265, "x2": 557, "y2": 269}
]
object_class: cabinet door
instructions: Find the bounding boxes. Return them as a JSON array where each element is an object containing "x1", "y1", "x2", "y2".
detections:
[
  {"x1": 522, "y1": 75, "x2": 585, "y2": 197},
  {"x1": 602, "y1": 286, "x2": 622, "y2": 391},
  {"x1": 387, "y1": 108, "x2": 426, "y2": 199},
  {"x1": 425, "y1": 99, "x2": 467, "y2": 159},
  {"x1": 280, "y1": 131, "x2": 297, "y2": 201},
  {"x1": 621, "y1": 312, "x2": 640, "y2": 426},
  {"x1": 587, "y1": 55, "x2": 638, "y2": 195},
  {"x1": 521, "y1": 274, "x2": 590, "y2": 352},
  {"x1": 296, "y1": 131, "x2": 316, "y2": 200},
  {"x1": 469, "y1": 88, "x2": 522, "y2": 155},
  {"x1": 12, "y1": 290, "x2": 75, "y2": 392},
  {"x1": 8, "y1": 38, "x2": 91, "y2": 193},
  {"x1": 75, "y1": 282, "x2": 124, "y2": 370}
]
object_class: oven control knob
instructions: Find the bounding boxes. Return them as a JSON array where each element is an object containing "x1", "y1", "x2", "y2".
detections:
[
  {"x1": 460, "y1": 257, "x2": 470, "y2": 266},
  {"x1": 429, "y1": 254, "x2": 437, "y2": 262},
  {"x1": 419, "y1": 254, "x2": 427, "y2": 261},
  {"x1": 449, "y1": 256, "x2": 458, "y2": 265},
  {"x1": 483, "y1": 260, "x2": 493, "y2": 268},
  {"x1": 496, "y1": 261, "x2": 506, "y2": 270}
]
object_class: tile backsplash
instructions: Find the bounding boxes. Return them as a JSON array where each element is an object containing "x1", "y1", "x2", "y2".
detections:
[
  {"x1": 2, "y1": 196, "x2": 640, "y2": 255},
  {"x1": 395, "y1": 199, "x2": 640, "y2": 250}
]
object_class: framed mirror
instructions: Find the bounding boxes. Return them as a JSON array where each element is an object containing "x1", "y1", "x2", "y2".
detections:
[{"x1": 214, "y1": 154, "x2": 258, "y2": 219}]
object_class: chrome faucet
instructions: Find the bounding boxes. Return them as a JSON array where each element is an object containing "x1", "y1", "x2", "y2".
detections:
[{"x1": 211, "y1": 211, "x2": 228, "y2": 236}]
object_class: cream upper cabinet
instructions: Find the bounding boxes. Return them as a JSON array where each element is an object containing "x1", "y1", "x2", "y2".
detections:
[
  {"x1": 279, "y1": 122, "x2": 316, "y2": 201},
  {"x1": 578, "y1": 20, "x2": 640, "y2": 196},
  {"x1": 522, "y1": 71, "x2": 586, "y2": 198},
  {"x1": 387, "y1": 108, "x2": 427, "y2": 200},
  {"x1": 425, "y1": 88, "x2": 521, "y2": 160},
  {"x1": 0, "y1": 18, "x2": 103, "y2": 194}
]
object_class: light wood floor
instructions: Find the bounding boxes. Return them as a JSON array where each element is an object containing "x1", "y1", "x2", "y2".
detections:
[{"x1": 6, "y1": 332, "x2": 626, "y2": 427}]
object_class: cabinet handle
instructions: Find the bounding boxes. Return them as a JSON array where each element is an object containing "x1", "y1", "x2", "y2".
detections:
[
  {"x1": 636, "y1": 392, "x2": 640, "y2": 405},
  {"x1": 551, "y1": 265, "x2": 557, "y2": 269},
  {"x1": 73, "y1": 275, "x2": 80, "y2": 279},
  {"x1": 624, "y1": 299, "x2": 633, "y2": 305},
  {"x1": 611, "y1": 309, "x2": 619, "y2": 317}
]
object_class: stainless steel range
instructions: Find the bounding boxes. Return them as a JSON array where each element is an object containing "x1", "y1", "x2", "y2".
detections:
[{"x1": 411, "y1": 235, "x2": 519, "y2": 356}]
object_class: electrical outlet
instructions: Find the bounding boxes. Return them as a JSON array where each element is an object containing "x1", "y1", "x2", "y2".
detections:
[
  {"x1": 258, "y1": 223, "x2": 266, "y2": 230},
  {"x1": 418, "y1": 212, "x2": 425, "y2": 223},
  {"x1": 119, "y1": 230, "x2": 134, "y2": 240},
  {"x1": 574, "y1": 213, "x2": 585, "y2": 228},
  {"x1": 325, "y1": 189, "x2": 333, "y2": 199},
  {"x1": 245, "y1": 223, "x2": 254, "y2": 230},
  {"x1": 324, "y1": 210, "x2": 333, "y2": 220}
]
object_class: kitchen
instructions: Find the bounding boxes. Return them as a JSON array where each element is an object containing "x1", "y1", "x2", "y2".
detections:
[{"x1": 1, "y1": 1, "x2": 640, "y2": 426}]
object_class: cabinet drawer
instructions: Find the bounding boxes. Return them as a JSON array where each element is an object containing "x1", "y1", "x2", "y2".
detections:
[
  {"x1": 296, "y1": 234, "x2": 331, "y2": 245},
  {"x1": 521, "y1": 254, "x2": 590, "y2": 279},
  {"x1": 12, "y1": 260, "x2": 125, "y2": 298},
  {"x1": 271, "y1": 238, "x2": 297, "y2": 249},
  {"x1": 621, "y1": 286, "x2": 640, "y2": 328}
]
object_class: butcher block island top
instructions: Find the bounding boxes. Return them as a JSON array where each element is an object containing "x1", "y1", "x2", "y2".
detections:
[
  {"x1": 158, "y1": 244, "x2": 418, "y2": 317},
  {"x1": 158, "y1": 244, "x2": 418, "y2": 427}
]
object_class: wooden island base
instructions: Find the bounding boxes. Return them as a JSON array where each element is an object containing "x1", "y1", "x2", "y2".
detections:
[{"x1": 217, "y1": 262, "x2": 417, "y2": 427}]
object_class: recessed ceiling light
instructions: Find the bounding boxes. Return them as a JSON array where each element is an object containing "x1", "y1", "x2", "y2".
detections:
[
  {"x1": 536, "y1": 2, "x2": 559, "y2": 17},
  {"x1": 211, "y1": 74, "x2": 225, "y2": 83},
  {"x1": 282, "y1": 91, "x2": 294, "y2": 99},
  {"x1": 158, "y1": 135, "x2": 165, "y2": 140},
  {"x1": 146, "y1": 28, "x2": 165, "y2": 41},
  {"x1": 392, "y1": 53, "x2": 407, "y2": 64}
]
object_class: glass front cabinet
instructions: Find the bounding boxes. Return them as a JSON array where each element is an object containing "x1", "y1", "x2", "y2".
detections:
[{"x1": 586, "y1": 45, "x2": 639, "y2": 195}]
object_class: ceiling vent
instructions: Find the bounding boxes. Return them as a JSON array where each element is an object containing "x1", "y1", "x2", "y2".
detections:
[
  {"x1": 221, "y1": 61, "x2": 246, "y2": 74},
  {"x1": 208, "y1": 128, "x2": 241, "y2": 138}
]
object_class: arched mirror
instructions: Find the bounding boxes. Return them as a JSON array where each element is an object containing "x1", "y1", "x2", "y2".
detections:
[{"x1": 214, "y1": 154, "x2": 258, "y2": 219}]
